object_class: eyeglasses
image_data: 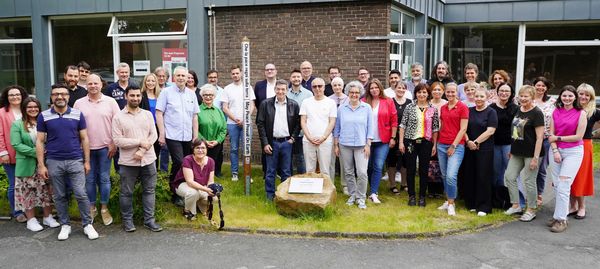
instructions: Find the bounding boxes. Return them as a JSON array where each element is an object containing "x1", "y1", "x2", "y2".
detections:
[
  {"x1": 194, "y1": 146, "x2": 207, "y2": 150},
  {"x1": 51, "y1": 92, "x2": 69, "y2": 97},
  {"x1": 312, "y1": 85, "x2": 324, "y2": 88},
  {"x1": 348, "y1": 91, "x2": 361, "y2": 95},
  {"x1": 202, "y1": 94, "x2": 214, "y2": 97},
  {"x1": 8, "y1": 93, "x2": 21, "y2": 97},
  {"x1": 207, "y1": 76, "x2": 218, "y2": 79},
  {"x1": 79, "y1": 69, "x2": 90, "y2": 74},
  {"x1": 265, "y1": 69, "x2": 276, "y2": 71},
  {"x1": 359, "y1": 73, "x2": 369, "y2": 76}
]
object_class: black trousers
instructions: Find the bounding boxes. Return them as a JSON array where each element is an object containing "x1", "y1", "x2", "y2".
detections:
[
  {"x1": 404, "y1": 139, "x2": 433, "y2": 197},
  {"x1": 207, "y1": 143, "x2": 224, "y2": 177},
  {"x1": 166, "y1": 139, "x2": 192, "y2": 194},
  {"x1": 463, "y1": 148, "x2": 493, "y2": 213}
]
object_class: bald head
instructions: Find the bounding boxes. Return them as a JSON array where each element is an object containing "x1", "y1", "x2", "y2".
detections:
[
  {"x1": 300, "y1": 61, "x2": 313, "y2": 80},
  {"x1": 265, "y1": 63, "x2": 277, "y2": 79},
  {"x1": 87, "y1": 73, "x2": 103, "y2": 95}
]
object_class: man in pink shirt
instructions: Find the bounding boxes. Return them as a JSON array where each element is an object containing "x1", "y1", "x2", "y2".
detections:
[
  {"x1": 74, "y1": 74, "x2": 120, "y2": 226},
  {"x1": 112, "y1": 86, "x2": 162, "y2": 232}
]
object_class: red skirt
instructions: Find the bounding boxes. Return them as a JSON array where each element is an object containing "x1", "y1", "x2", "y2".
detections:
[{"x1": 571, "y1": 139, "x2": 594, "y2": 196}]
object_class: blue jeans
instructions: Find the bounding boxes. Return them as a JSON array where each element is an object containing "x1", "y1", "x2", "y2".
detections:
[
  {"x1": 3, "y1": 164, "x2": 23, "y2": 217},
  {"x1": 291, "y1": 136, "x2": 306, "y2": 174},
  {"x1": 159, "y1": 144, "x2": 170, "y2": 172},
  {"x1": 265, "y1": 139, "x2": 292, "y2": 198},
  {"x1": 227, "y1": 124, "x2": 243, "y2": 175},
  {"x1": 368, "y1": 142, "x2": 389, "y2": 195},
  {"x1": 536, "y1": 138, "x2": 550, "y2": 194},
  {"x1": 437, "y1": 143, "x2": 465, "y2": 200},
  {"x1": 493, "y1": 145, "x2": 511, "y2": 187},
  {"x1": 46, "y1": 159, "x2": 92, "y2": 226},
  {"x1": 86, "y1": 147, "x2": 112, "y2": 205}
]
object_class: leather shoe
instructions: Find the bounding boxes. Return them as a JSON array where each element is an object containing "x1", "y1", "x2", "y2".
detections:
[
  {"x1": 408, "y1": 196, "x2": 416, "y2": 206},
  {"x1": 144, "y1": 222, "x2": 163, "y2": 232},
  {"x1": 418, "y1": 196, "x2": 426, "y2": 207}
]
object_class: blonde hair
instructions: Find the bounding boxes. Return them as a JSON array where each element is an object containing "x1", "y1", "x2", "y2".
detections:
[
  {"x1": 577, "y1": 83, "x2": 596, "y2": 119},
  {"x1": 518, "y1": 85, "x2": 536, "y2": 99},
  {"x1": 142, "y1": 73, "x2": 162, "y2": 97}
]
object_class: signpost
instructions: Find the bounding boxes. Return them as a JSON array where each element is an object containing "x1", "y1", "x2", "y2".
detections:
[{"x1": 242, "y1": 37, "x2": 252, "y2": 195}]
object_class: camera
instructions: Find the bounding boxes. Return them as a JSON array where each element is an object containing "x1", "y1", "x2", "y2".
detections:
[{"x1": 208, "y1": 183, "x2": 223, "y2": 196}]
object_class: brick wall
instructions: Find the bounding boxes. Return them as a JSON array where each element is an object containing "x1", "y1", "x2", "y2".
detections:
[{"x1": 212, "y1": 1, "x2": 390, "y2": 164}]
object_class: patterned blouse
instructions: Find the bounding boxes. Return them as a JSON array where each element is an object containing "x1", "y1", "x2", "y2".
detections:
[
  {"x1": 534, "y1": 97, "x2": 556, "y2": 137},
  {"x1": 400, "y1": 103, "x2": 440, "y2": 141}
]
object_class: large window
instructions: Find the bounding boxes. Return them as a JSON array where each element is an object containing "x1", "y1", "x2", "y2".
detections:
[
  {"x1": 521, "y1": 23, "x2": 600, "y2": 94},
  {"x1": 0, "y1": 20, "x2": 34, "y2": 92},
  {"x1": 120, "y1": 39, "x2": 188, "y2": 83},
  {"x1": 444, "y1": 25, "x2": 518, "y2": 84},
  {"x1": 390, "y1": 9, "x2": 415, "y2": 78},
  {"x1": 52, "y1": 17, "x2": 113, "y2": 83}
]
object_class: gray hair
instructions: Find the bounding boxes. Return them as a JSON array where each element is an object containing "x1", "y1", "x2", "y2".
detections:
[
  {"x1": 410, "y1": 62, "x2": 423, "y2": 71},
  {"x1": 344, "y1": 80, "x2": 364, "y2": 96},
  {"x1": 199, "y1": 83, "x2": 217, "y2": 96},
  {"x1": 117, "y1": 62, "x2": 130, "y2": 72},
  {"x1": 154, "y1": 66, "x2": 170, "y2": 77},
  {"x1": 173, "y1": 66, "x2": 188, "y2": 75},
  {"x1": 276, "y1": 79, "x2": 288, "y2": 88},
  {"x1": 331, "y1": 77, "x2": 344, "y2": 86}
]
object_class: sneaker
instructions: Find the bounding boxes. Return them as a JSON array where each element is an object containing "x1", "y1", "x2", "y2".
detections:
[
  {"x1": 231, "y1": 174, "x2": 239, "y2": 181},
  {"x1": 447, "y1": 204, "x2": 456, "y2": 216},
  {"x1": 144, "y1": 222, "x2": 163, "y2": 232},
  {"x1": 123, "y1": 222, "x2": 136, "y2": 232},
  {"x1": 394, "y1": 172, "x2": 401, "y2": 183},
  {"x1": 58, "y1": 225, "x2": 71, "y2": 241},
  {"x1": 342, "y1": 187, "x2": 349, "y2": 196},
  {"x1": 408, "y1": 196, "x2": 416, "y2": 206},
  {"x1": 382, "y1": 174, "x2": 389, "y2": 181},
  {"x1": 15, "y1": 214, "x2": 27, "y2": 223},
  {"x1": 550, "y1": 220, "x2": 568, "y2": 233},
  {"x1": 369, "y1": 193, "x2": 381, "y2": 204},
  {"x1": 346, "y1": 196, "x2": 356, "y2": 206},
  {"x1": 418, "y1": 197, "x2": 426, "y2": 207},
  {"x1": 546, "y1": 218, "x2": 558, "y2": 227},
  {"x1": 26, "y1": 218, "x2": 44, "y2": 232},
  {"x1": 357, "y1": 199, "x2": 367, "y2": 209},
  {"x1": 469, "y1": 209, "x2": 477, "y2": 212},
  {"x1": 519, "y1": 211, "x2": 536, "y2": 222},
  {"x1": 437, "y1": 201, "x2": 449, "y2": 210},
  {"x1": 504, "y1": 206, "x2": 523, "y2": 215},
  {"x1": 83, "y1": 224, "x2": 99, "y2": 240},
  {"x1": 90, "y1": 207, "x2": 98, "y2": 220},
  {"x1": 101, "y1": 209, "x2": 113, "y2": 226},
  {"x1": 43, "y1": 215, "x2": 60, "y2": 228},
  {"x1": 477, "y1": 211, "x2": 487, "y2": 217}
]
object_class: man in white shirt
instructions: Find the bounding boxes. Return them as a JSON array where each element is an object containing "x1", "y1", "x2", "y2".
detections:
[
  {"x1": 221, "y1": 65, "x2": 256, "y2": 181},
  {"x1": 299, "y1": 78, "x2": 337, "y2": 180},
  {"x1": 384, "y1": 69, "x2": 412, "y2": 100}
]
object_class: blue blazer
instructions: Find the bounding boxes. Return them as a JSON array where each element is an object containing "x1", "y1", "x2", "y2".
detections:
[{"x1": 254, "y1": 79, "x2": 269, "y2": 108}]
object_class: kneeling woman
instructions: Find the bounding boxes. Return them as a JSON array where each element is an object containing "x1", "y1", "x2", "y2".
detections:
[
  {"x1": 171, "y1": 139, "x2": 217, "y2": 220},
  {"x1": 10, "y1": 97, "x2": 60, "y2": 231}
]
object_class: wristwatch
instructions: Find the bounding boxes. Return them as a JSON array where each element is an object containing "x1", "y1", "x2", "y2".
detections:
[
  {"x1": 557, "y1": 136, "x2": 562, "y2": 142},
  {"x1": 474, "y1": 141, "x2": 479, "y2": 146}
]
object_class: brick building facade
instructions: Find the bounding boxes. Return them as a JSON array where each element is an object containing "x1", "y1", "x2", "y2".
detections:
[{"x1": 214, "y1": 1, "x2": 391, "y2": 163}]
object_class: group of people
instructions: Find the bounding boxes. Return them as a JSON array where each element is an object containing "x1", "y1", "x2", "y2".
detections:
[{"x1": 0, "y1": 59, "x2": 596, "y2": 239}]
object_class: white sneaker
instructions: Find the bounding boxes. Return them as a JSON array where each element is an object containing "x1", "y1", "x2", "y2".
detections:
[
  {"x1": 83, "y1": 224, "x2": 99, "y2": 240},
  {"x1": 26, "y1": 218, "x2": 43, "y2": 232},
  {"x1": 43, "y1": 215, "x2": 60, "y2": 228},
  {"x1": 477, "y1": 211, "x2": 487, "y2": 217},
  {"x1": 342, "y1": 187, "x2": 349, "y2": 196},
  {"x1": 382, "y1": 174, "x2": 389, "y2": 180},
  {"x1": 504, "y1": 206, "x2": 523, "y2": 215},
  {"x1": 58, "y1": 225, "x2": 71, "y2": 241},
  {"x1": 437, "y1": 201, "x2": 449, "y2": 210},
  {"x1": 394, "y1": 172, "x2": 402, "y2": 183},
  {"x1": 346, "y1": 196, "x2": 356, "y2": 206},
  {"x1": 369, "y1": 193, "x2": 381, "y2": 204},
  {"x1": 447, "y1": 204, "x2": 456, "y2": 216},
  {"x1": 231, "y1": 174, "x2": 238, "y2": 181},
  {"x1": 357, "y1": 199, "x2": 367, "y2": 209}
]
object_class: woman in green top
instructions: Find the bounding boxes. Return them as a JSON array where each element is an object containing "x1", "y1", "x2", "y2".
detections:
[
  {"x1": 198, "y1": 84, "x2": 227, "y2": 178},
  {"x1": 10, "y1": 97, "x2": 59, "y2": 232}
]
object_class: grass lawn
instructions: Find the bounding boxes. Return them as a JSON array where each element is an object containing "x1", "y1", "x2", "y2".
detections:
[{"x1": 4, "y1": 140, "x2": 599, "y2": 235}]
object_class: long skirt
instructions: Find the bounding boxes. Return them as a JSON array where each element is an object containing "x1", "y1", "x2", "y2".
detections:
[
  {"x1": 15, "y1": 173, "x2": 53, "y2": 211},
  {"x1": 571, "y1": 139, "x2": 594, "y2": 197}
]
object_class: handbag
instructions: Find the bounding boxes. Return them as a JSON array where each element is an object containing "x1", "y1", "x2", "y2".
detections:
[{"x1": 428, "y1": 160, "x2": 442, "y2": 183}]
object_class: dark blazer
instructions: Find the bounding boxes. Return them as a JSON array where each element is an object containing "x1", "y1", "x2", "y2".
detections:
[
  {"x1": 256, "y1": 96, "x2": 301, "y2": 148},
  {"x1": 140, "y1": 91, "x2": 151, "y2": 111},
  {"x1": 254, "y1": 79, "x2": 269, "y2": 109}
]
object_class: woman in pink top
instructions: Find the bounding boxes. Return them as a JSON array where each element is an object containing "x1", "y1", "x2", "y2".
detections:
[
  {"x1": 0, "y1": 85, "x2": 28, "y2": 222},
  {"x1": 547, "y1": 85, "x2": 586, "y2": 233}
]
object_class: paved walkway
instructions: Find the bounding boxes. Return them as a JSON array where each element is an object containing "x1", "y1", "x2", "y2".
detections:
[{"x1": 1, "y1": 176, "x2": 599, "y2": 268}]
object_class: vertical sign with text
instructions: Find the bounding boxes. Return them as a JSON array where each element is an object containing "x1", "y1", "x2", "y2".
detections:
[{"x1": 242, "y1": 37, "x2": 252, "y2": 195}]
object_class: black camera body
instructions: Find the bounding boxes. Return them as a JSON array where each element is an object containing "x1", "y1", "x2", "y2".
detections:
[{"x1": 208, "y1": 183, "x2": 224, "y2": 196}]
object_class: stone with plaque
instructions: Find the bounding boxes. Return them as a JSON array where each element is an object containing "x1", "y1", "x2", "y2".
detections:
[{"x1": 274, "y1": 173, "x2": 336, "y2": 217}]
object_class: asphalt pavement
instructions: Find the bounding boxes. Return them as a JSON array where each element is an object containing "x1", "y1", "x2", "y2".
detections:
[{"x1": 1, "y1": 177, "x2": 599, "y2": 269}]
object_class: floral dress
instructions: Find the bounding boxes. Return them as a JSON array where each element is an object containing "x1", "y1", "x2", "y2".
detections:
[{"x1": 14, "y1": 124, "x2": 52, "y2": 211}]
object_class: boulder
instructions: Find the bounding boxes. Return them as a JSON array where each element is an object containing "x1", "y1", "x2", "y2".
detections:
[{"x1": 274, "y1": 173, "x2": 336, "y2": 217}]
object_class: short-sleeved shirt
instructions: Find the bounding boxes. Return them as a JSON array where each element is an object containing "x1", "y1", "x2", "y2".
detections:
[
  {"x1": 103, "y1": 80, "x2": 138, "y2": 109},
  {"x1": 439, "y1": 101, "x2": 469, "y2": 145},
  {"x1": 584, "y1": 109, "x2": 600, "y2": 139},
  {"x1": 67, "y1": 86, "x2": 88, "y2": 108},
  {"x1": 490, "y1": 102, "x2": 518, "y2": 145},
  {"x1": 156, "y1": 85, "x2": 200, "y2": 141},
  {"x1": 511, "y1": 106, "x2": 545, "y2": 157},
  {"x1": 467, "y1": 106, "x2": 498, "y2": 151},
  {"x1": 393, "y1": 98, "x2": 412, "y2": 128},
  {"x1": 37, "y1": 107, "x2": 86, "y2": 160},
  {"x1": 222, "y1": 83, "x2": 256, "y2": 124},
  {"x1": 299, "y1": 97, "x2": 337, "y2": 142},
  {"x1": 74, "y1": 95, "x2": 120, "y2": 150},
  {"x1": 287, "y1": 87, "x2": 313, "y2": 107},
  {"x1": 172, "y1": 155, "x2": 215, "y2": 190}
]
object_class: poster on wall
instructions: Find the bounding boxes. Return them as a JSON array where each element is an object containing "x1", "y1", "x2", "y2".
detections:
[{"x1": 162, "y1": 48, "x2": 188, "y2": 82}]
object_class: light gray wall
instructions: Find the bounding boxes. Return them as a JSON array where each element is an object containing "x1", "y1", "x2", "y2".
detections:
[{"x1": 444, "y1": 0, "x2": 600, "y2": 23}]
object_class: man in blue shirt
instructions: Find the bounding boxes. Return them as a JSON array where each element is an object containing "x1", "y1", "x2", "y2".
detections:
[
  {"x1": 287, "y1": 69, "x2": 313, "y2": 175},
  {"x1": 36, "y1": 84, "x2": 98, "y2": 241},
  {"x1": 156, "y1": 66, "x2": 199, "y2": 206}
]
